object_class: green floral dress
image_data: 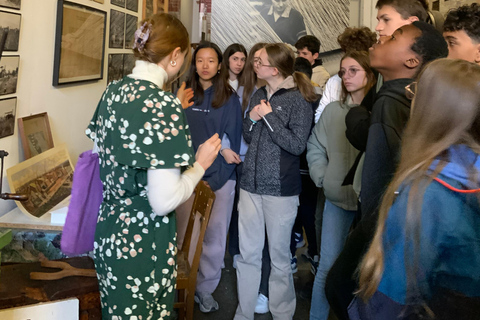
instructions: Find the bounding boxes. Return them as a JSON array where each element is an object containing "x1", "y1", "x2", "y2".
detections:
[{"x1": 86, "y1": 78, "x2": 194, "y2": 320}]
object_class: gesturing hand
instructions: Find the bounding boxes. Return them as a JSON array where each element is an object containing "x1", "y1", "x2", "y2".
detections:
[
  {"x1": 195, "y1": 133, "x2": 222, "y2": 170},
  {"x1": 257, "y1": 99, "x2": 272, "y2": 118},
  {"x1": 177, "y1": 82, "x2": 194, "y2": 110}
]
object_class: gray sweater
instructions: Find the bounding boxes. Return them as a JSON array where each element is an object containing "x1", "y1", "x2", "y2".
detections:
[
  {"x1": 307, "y1": 100, "x2": 359, "y2": 211},
  {"x1": 240, "y1": 77, "x2": 313, "y2": 196}
]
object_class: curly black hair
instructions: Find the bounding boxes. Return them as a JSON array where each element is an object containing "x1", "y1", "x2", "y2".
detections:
[
  {"x1": 444, "y1": 3, "x2": 480, "y2": 44},
  {"x1": 411, "y1": 21, "x2": 449, "y2": 76}
]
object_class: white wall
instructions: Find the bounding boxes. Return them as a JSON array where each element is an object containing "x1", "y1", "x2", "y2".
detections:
[{"x1": 0, "y1": 0, "x2": 141, "y2": 215}]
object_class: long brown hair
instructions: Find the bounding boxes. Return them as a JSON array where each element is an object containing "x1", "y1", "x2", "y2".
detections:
[
  {"x1": 358, "y1": 59, "x2": 480, "y2": 305},
  {"x1": 339, "y1": 51, "x2": 376, "y2": 103},
  {"x1": 133, "y1": 13, "x2": 191, "y2": 80},
  {"x1": 264, "y1": 43, "x2": 317, "y2": 103},
  {"x1": 187, "y1": 41, "x2": 233, "y2": 109},
  {"x1": 241, "y1": 43, "x2": 266, "y2": 113},
  {"x1": 223, "y1": 43, "x2": 248, "y2": 84}
]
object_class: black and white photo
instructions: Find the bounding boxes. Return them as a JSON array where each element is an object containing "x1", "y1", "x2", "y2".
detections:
[
  {"x1": 0, "y1": 10, "x2": 21, "y2": 51},
  {"x1": 123, "y1": 53, "x2": 135, "y2": 77},
  {"x1": 111, "y1": 0, "x2": 125, "y2": 8},
  {"x1": 0, "y1": 55, "x2": 19, "y2": 96},
  {"x1": 212, "y1": 0, "x2": 349, "y2": 52},
  {"x1": 126, "y1": 0, "x2": 138, "y2": 12},
  {"x1": 108, "y1": 53, "x2": 123, "y2": 83},
  {"x1": 125, "y1": 14, "x2": 137, "y2": 49},
  {"x1": 0, "y1": 0, "x2": 20, "y2": 10},
  {"x1": 109, "y1": 9, "x2": 125, "y2": 48},
  {"x1": 0, "y1": 97, "x2": 16, "y2": 139}
]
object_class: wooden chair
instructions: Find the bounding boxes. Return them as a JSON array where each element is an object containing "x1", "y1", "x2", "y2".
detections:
[{"x1": 174, "y1": 181, "x2": 215, "y2": 320}]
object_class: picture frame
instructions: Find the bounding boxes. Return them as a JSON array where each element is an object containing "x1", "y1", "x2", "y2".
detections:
[
  {"x1": 107, "y1": 53, "x2": 123, "y2": 83},
  {"x1": 123, "y1": 54, "x2": 135, "y2": 77},
  {"x1": 0, "y1": 0, "x2": 21, "y2": 10},
  {"x1": 18, "y1": 112, "x2": 54, "y2": 159},
  {"x1": 109, "y1": 9, "x2": 125, "y2": 48},
  {"x1": 142, "y1": 0, "x2": 168, "y2": 19},
  {"x1": 0, "y1": 97, "x2": 16, "y2": 139},
  {"x1": 125, "y1": 14, "x2": 138, "y2": 49},
  {"x1": 111, "y1": 0, "x2": 125, "y2": 8},
  {"x1": 0, "y1": 10, "x2": 21, "y2": 51},
  {"x1": 7, "y1": 145, "x2": 73, "y2": 219},
  {"x1": 53, "y1": 0, "x2": 107, "y2": 86},
  {"x1": 126, "y1": 0, "x2": 138, "y2": 12},
  {"x1": 0, "y1": 55, "x2": 19, "y2": 96}
]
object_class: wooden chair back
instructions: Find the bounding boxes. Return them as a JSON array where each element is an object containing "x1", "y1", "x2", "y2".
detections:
[{"x1": 174, "y1": 181, "x2": 215, "y2": 320}]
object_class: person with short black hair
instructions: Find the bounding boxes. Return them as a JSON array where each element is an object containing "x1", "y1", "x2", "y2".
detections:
[
  {"x1": 295, "y1": 35, "x2": 330, "y2": 89},
  {"x1": 443, "y1": 3, "x2": 480, "y2": 64},
  {"x1": 324, "y1": 21, "x2": 448, "y2": 320}
]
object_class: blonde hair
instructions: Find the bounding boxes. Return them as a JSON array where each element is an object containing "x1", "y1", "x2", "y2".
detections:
[
  {"x1": 358, "y1": 59, "x2": 480, "y2": 306},
  {"x1": 264, "y1": 43, "x2": 317, "y2": 103},
  {"x1": 133, "y1": 13, "x2": 191, "y2": 80}
]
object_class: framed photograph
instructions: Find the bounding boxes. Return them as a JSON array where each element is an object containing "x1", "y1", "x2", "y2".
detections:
[
  {"x1": 142, "y1": 0, "x2": 168, "y2": 19},
  {"x1": 123, "y1": 53, "x2": 135, "y2": 77},
  {"x1": 7, "y1": 145, "x2": 73, "y2": 219},
  {"x1": 0, "y1": 55, "x2": 19, "y2": 96},
  {"x1": 53, "y1": 0, "x2": 107, "y2": 86},
  {"x1": 91, "y1": 0, "x2": 104, "y2": 3},
  {"x1": 18, "y1": 112, "x2": 54, "y2": 159},
  {"x1": 108, "y1": 53, "x2": 123, "y2": 83},
  {"x1": 0, "y1": 0, "x2": 20, "y2": 10},
  {"x1": 126, "y1": 0, "x2": 138, "y2": 12},
  {"x1": 0, "y1": 10, "x2": 21, "y2": 51},
  {"x1": 109, "y1": 9, "x2": 125, "y2": 48},
  {"x1": 111, "y1": 0, "x2": 125, "y2": 8},
  {"x1": 125, "y1": 14, "x2": 137, "y2": 49},
  {"x1": 0, "y1": 97, "x2": 16, "y2": 139}
]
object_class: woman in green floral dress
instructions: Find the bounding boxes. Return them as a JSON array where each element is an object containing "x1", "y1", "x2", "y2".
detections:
[{"x1": 86, "y1": 13, "x2": 221, "y2": 319}]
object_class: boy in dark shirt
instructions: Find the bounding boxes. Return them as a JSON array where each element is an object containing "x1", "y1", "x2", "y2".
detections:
[{"x1": 323, "y1": 21, "x2": 448, "y2": 320}]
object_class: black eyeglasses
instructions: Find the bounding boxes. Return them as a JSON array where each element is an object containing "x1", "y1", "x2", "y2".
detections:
[
  {"x1": 405, "y1": 81, "x2": 417, "y2": 100},
  {"x1": 338, "y1": 68, "x2": 365, "y2": 78}
]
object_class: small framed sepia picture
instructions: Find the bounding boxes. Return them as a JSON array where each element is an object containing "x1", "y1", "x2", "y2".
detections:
[{"x1": 18, "y1": 112, "x2": 54, "y2": 159}]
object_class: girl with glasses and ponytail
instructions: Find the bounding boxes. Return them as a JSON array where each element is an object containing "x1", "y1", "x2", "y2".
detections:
[{"x1": 234, "y1": 43, "x2": 316, "y2": 320}]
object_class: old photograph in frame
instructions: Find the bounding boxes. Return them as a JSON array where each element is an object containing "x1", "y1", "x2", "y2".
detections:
[
  {"x1": 18, "y1": 112, "x2": 54, "y2": 159},
  {"x1": 107, "y1": 53, "x2": 123, "y2": 83},
  {"x1": 125, "y1": 14, "x2": 137, "y2": 49},
  {"x1": 0, "y1": 0, "x2": 21, "y2": 10},
  {"x1": 53, "y1": 0, "x2": 107, "y2": 86},
  {"x1": 7, "y1": 145, "x2": 73, "y2": 219},
  {"x1": 0, "y1": 11, "x2": 21, "y2": 51},
  {"x1": 123, "y1": 53, "x2": 135, "y2": 77},
  {"x1": 126, "y1": 0, "x2": 138, "y2": 12},
  {"x1": 111, "y1": 0, "x2": 125, "y2": 8},
  {"x1": 109, "y1": 9, "x2": 125, "y2": 48},
  {"x1": 0, "y1": 55, "x2": 19, "y2": 96},
  {"x1": 0, "y1": 97, "x2": 16, "y2": 139}
]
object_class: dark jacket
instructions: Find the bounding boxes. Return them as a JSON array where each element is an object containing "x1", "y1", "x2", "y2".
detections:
[
  {"x1": 360, "y1": 78, "x2": 412, "y2": 222},
  {"x1": 240, "y1": 77, "x2": 313, "y2": 196},
  {"x1": 184, "y1": 86, "x2": 242, "y2": 191},
  {"x1": 349, "y1": 145, "x2": 480, "y2": 320}
]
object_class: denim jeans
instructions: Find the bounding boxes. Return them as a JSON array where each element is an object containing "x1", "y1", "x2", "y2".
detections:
[{"x1": 310, "y1": 199, "x2": 356, "y2": 320}]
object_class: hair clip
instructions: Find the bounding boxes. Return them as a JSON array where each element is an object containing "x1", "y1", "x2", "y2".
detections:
[{"x1": 133, "y1": 22, "x2": 151, "y2": 51}]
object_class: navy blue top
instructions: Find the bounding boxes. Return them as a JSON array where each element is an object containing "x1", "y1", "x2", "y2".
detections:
[{"x1": 184, "y1": 86, "x2": 242, "y2": 191}]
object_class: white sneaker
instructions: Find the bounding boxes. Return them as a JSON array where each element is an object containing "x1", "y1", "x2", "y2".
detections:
[
  {"x1": 254, "y1": 293, "x2": 269, "y2": 314},
  {"x1": 233, "y1": 254, "x2": 240, "y2": 269}
]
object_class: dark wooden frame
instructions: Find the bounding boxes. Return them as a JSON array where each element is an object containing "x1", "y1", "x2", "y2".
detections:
[
  {"x1": 53, "y1": 0, "x2": 107, "y2": 86},
  {"x1": 18, "y1": 112, "x2": 54, "y2": 159}
]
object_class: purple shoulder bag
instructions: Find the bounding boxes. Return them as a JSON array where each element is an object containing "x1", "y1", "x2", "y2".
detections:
[{"x1": 61, "y1": 149, "x2": 103, "y2": 255}]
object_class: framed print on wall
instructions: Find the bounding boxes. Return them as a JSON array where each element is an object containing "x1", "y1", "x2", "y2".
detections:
[
  {"x1": 125, "y1": 14, "x2": 138, "y2": 49},
  {"x1": 0, "y1": 10, "x2": 21, "y2": 51},
  {"x1": 0, "y1": 0, "x2": 21, "y2": 10},
  {"x1": 109, "y1": 9, "x2": 125, "y2": 48},
  {"x1": 18, "y1": 112, "x2": 54, "y2": 159},
  {"x1": 126, "y1": 0, "x2": 138, "y2": 12},
  {"x1": 0, "y1": 55, "x2": 19, "y2": 96},
  {"x1": 0, "y1": 97, "x2": 16, "y2": 139},
  {"x1": 53, "y1": 0, "x2": 107, "y2": 86},
  {"x1": 107, "y1": 53, "x2": 123, "y2": 83},
  {"x1": 111, "y1": 0, "x2": 125, "y2": 8}
]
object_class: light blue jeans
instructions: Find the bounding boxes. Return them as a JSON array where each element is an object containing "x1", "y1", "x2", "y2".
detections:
[{"x1": 310, "y1": 199, "x2": 356, "y2": 320}]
